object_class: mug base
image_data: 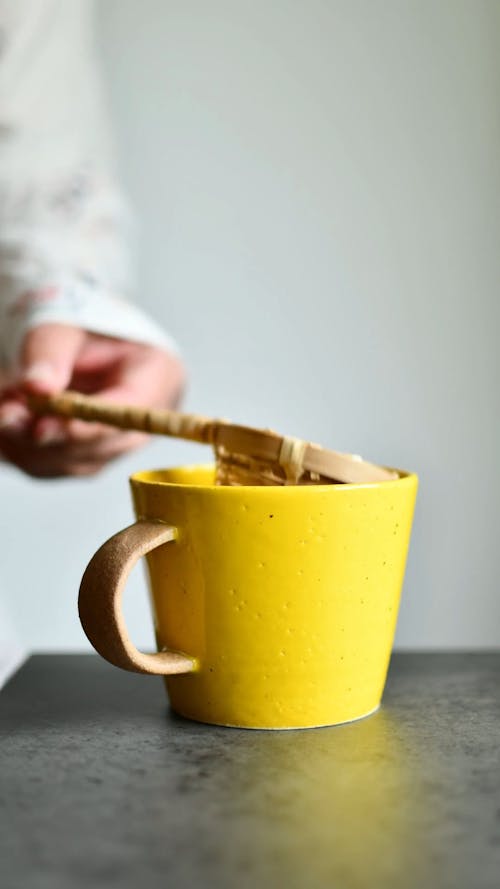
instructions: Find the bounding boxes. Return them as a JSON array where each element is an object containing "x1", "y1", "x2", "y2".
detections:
[{"x1": 169, "y1": 702, "x2": 381, "y2": 731}]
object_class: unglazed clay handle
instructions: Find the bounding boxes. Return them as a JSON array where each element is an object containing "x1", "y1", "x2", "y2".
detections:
[{"x1": 78, "y1": 520, "x2": 198, "y2": 675}]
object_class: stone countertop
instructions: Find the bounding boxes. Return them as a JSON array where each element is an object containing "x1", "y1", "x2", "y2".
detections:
[{"x1": 1, "y1": 653, "x2": 499, "y2": 888}]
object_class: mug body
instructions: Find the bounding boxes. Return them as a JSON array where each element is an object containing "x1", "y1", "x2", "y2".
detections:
[{"x1": 131, "y1": 465, "x2": 418, "y2": 729}]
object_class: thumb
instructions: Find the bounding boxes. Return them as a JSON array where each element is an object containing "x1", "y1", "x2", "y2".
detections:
[{"x1": 19, "y1": 323, "x2": 86, "y2": 394}]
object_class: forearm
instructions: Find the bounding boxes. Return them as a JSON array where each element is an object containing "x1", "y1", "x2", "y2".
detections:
[{"x1": 0, "y1": 0, "x2": 177, "y2": 370}]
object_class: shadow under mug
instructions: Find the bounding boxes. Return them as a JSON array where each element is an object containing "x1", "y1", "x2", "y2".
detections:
[{"x1": 79, "y1": 464, "x2": 418, "y2": 730}]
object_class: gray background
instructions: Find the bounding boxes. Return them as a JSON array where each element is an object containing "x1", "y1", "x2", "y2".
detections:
[{"x1": 1, "y1": 0, "x2": 499, "y2": 651}]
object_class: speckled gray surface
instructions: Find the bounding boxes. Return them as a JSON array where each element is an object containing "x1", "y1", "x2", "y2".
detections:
[{"x1": 1, "y1": 654, "x2": 499, "y2": 888}]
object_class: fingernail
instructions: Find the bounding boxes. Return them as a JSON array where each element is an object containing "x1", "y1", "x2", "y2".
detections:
[
  {"x1": 0, "y1": 406, "x2": 28, "y2": 432},
  {"x1": 23, "y1": 362, "x2": 57, "y2": 385},
  {"x1": 36, "y1": 426, "x2": 67, "y2": 446}
]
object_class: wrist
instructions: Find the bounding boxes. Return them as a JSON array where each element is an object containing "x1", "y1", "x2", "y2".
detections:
[{"x1": 0, "y1": 278, "x2": 180, "y2": 370}]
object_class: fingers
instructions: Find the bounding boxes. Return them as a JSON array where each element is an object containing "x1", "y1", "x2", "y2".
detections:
[
  {"x1": 0, "y1": 429, "x2": 148, "y2": 479},
  {"x1": 0, "y1": 400, "x2": 32, "y2": 435},
  {"x1": 19, "y1": 323, "x2": 86, "y2": 394},
  {"x1": 97, "y1": 344, "x2": 186, "y2": 410},
  {"x1": 34, "y1": 415, "x2": 114, "y2": 445},
  {"x1": 0, "y1": 330, "x2": 187, "y2": 478},
  {"x1": 0, "y1": 323, "x2": 86, "y2": 437},
  {"x1": 32, "y1": 416, "x2": 70, "y2": 446}
]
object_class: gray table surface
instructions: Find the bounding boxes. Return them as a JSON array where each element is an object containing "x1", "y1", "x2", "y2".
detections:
[{"x1": 1, "y1": 653, "x2": 499, "y2": 889}]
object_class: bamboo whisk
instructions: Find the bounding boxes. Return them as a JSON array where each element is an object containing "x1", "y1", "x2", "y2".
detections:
[{"x1": 27, "y1": 391, "x2": 397, "y2": 486}]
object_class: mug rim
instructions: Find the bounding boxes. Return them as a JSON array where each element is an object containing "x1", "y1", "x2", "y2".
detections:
[{"x1": 130, "y1": 463, "x2": 418, "y2": 492}]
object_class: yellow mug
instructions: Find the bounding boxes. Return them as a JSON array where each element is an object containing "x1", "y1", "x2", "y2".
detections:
[{"x1": 79, "y1": 464, "x2": 418, "y2": 729}]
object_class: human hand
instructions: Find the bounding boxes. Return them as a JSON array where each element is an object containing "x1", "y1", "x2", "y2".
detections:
[{"x1": 0, "y1": 323, "x2": 186, "y2": 478}]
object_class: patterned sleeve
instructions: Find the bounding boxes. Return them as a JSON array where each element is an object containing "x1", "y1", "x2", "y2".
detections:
[{"x1": 0, "y1": 0, "x2": 177, "y2": 370}]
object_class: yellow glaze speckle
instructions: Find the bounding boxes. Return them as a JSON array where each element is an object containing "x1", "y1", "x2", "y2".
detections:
[{"x1": 131, "y1": 465, "x2": 418, "y2": 729}]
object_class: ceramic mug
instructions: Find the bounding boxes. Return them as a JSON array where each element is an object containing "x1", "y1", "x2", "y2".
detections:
[{"x1": 79, "y1": 464, "x2": 418, "y2": 730}]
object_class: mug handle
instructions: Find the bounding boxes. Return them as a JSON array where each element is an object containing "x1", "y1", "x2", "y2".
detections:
[{"x1": 78, "y1": 520, "x2": 198, "y2": 675}]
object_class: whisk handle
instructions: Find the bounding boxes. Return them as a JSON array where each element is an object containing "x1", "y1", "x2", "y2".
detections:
[{"x1": 27, "y1": 391, "x2": 215, "y2": 445}]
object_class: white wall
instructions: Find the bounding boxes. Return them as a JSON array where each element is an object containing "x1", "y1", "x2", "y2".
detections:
[{"x1": 2, "y1": 0, "x2": 499, "y2": 651}]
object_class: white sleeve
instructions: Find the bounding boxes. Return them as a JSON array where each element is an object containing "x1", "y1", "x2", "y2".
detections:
[{"x1": 0, "y1": 0, "x2": 178, "y2": 369}]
